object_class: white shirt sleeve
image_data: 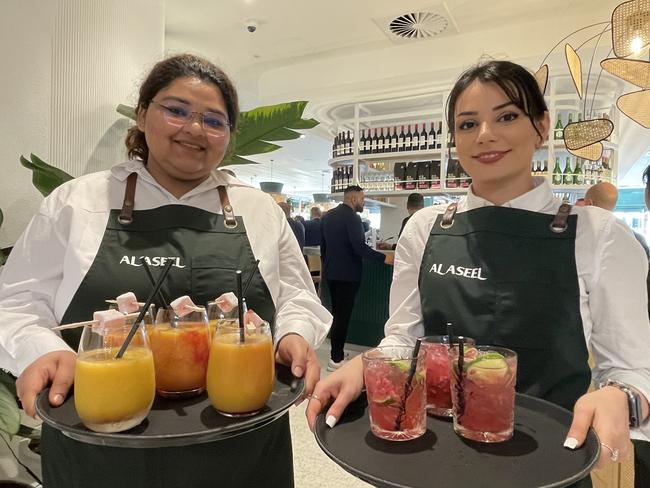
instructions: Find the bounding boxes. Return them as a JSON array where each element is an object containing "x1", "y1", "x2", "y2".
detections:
[
  {"x1": 0, "y1": 201, "x2": 74, "y2": 376},
  {"x1": 583, "y1": 213, "x2": 650, "y2": 440}
]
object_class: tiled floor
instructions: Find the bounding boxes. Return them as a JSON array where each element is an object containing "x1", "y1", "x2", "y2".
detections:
[{"x1": 290, "y1": 339, "x2": 372, "y2": 488}]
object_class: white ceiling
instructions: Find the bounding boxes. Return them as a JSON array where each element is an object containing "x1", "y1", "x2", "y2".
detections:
[{"x1": 164, "y1": 0, "x2": 642, "y2": 195}]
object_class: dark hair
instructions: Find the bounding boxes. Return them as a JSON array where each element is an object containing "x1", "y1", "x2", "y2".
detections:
[
  {"x1": 446, "y1": 60, "x2": 548, "y2": 144},
  {"x1": 344, "y1": 185, "x2": 364, "y2": 194},
  {"x1": 644, "y1": 164, "x2": 650, "y2": 186},
  {"x1": 407, "y1": 192, "x2": 424, "y2": 209},
  {"x1": 126, "y1": 53, "x2": 239, "y2": 162}
]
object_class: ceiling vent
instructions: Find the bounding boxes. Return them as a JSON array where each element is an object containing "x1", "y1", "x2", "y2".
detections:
[{"x1": 374, "y1": 4, "x2": 459, "y2": 44}]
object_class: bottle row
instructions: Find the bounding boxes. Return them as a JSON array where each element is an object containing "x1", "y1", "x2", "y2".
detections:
[
  {"x1": 553, "y1": 112, "x2": 611, "y2": 140},
  {"x1": 550, "y1": 156, "x2": 612, "y2": 186},
  {"x1": 331, "y1": 122, "x2": 451, "y2": 158}
]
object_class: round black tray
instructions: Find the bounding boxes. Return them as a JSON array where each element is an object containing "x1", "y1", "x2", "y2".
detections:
[
  {"x1": 315, "y1": 393, "x2": 599, "y2": 488},
  {"x1": 36, "y1": 363, "x2": 303, "y2": 448}
]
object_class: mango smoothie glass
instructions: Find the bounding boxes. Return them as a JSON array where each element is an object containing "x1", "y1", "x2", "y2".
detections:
[
  {"x1": 74, "y1": 319, "x2": 155, "y2": 433},
  {"x1": 151, "y1": 307, "x2": 211, "y2": 398},
  {"x1": 206, "y1": 322, "x2": 274, "y2": 417}
]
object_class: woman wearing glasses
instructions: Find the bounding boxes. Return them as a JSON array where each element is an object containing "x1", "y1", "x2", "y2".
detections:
[{"x1": 0, "y1": 54, "x2": 331, "y2": 488}]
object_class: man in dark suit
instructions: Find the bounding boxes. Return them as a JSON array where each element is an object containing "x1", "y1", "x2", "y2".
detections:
[
  {"x1": 321, "y1": 185, "x2": 393, "y2": 371},
  {"x1": 377, "y1": 192, "x2": 424, "y2": 250},
  {"x1": 304, "y1": 206, "x2": 322, "y2": 247}
]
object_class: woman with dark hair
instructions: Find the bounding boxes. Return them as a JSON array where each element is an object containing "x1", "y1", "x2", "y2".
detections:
[
  {"x1": 307, "y1": 60, "x2": 650, "y2": 485},
  {"x1": 0, "y1": 53, "x2": 331, "y2": 488}
]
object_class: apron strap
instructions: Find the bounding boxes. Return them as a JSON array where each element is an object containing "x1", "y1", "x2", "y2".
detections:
[
  {"x1": 440, "y1": 203, "x2": 458, "y2": 229},
  {"x1": 549, "y1": 203, "x2": 572, "y2": 234},
  {"x1": 118, "y1": 172, "x2": 138, "y2": 225},
  {"x1": 217, "y1": 185, "x2": 238, "y2": 229}
]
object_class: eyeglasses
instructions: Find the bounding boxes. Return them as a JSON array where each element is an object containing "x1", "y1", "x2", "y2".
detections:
[{"x1": 149, "y1": 100, "x2": 231, "y2": 136}]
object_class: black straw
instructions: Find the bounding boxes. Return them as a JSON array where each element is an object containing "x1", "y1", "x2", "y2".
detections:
[
  {"x1": 236, "y1": 270, "x2": 245, "y2": 343},
  {"x1": 395, "y1": 339, "x2": 422, "y2": 431},
  {"x1": 140, "y1": 259, "x2": 170, "y2": 309},
  {"x1": 242, "y1": 259, "x2": 260, "y2": 297},
  {"x1": 116, "y1": 260, "x2": 174, "y2": 359},
  {"x1": 446, "y1": 322, "x2": 454, "y2": 345}
]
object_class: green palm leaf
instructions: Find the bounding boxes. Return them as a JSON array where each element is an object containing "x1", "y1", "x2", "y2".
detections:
[{"x1": 20, "y1": 154, "x2": 74, "y2": 197}]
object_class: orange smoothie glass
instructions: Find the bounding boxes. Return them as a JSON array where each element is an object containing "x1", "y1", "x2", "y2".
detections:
[
  {"x1": 206, "y1": 322, "x2": 274, "y2": 417},
  {"x1": 74, "y1": 319, "x2": 155, "y2": 433},
  {"x1": 206, "y1": 300, "x2": 238, "y2": 338},
  {"x1": 151, "y1": 307, "x2": 211, "y2": 398}
]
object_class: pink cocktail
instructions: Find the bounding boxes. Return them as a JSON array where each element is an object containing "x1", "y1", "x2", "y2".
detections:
[
  {"x1": 449, "y1": 345, "x2": 517, "y2": 443},
  {"x1": 362, "y1": 346, "x2": 426, "y2": 441},
  {"x1": 421, "y1": 335, "x2": 475, "y2": 417}
]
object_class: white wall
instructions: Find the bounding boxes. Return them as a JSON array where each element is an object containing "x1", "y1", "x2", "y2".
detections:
[{"x1": 0, "y1": 0, "x2": 164, "y2": 248}]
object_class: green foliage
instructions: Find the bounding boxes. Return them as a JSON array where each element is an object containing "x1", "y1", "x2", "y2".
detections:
[
  {"x1": 116, "y1": 100, "x2": 319, "y2": 167},
  {"x1": 19, "y1": 154, "x2": 74, "y2": 198}
]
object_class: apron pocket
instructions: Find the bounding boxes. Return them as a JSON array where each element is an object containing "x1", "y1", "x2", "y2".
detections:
[{"x1": 191, "y1": 256, "x2": 237, "y2": 305}]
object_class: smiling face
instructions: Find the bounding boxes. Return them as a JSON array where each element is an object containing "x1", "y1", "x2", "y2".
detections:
[
  {"x1": 137, "y1": 76, "x2": 231, "y2": 197},
  {"x1": 453, "y1": 81, "x2": 549, "y2": 203}
]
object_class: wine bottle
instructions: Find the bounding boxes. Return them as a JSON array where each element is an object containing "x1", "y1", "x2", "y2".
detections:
[
  {"x1": 397, "y1": 126, "x2": 405, "y2": 152},
  {"x1": 428, "y1": 122, "x2": 436, "y2": 150},
  {"x1": 431, "y1": 160, "x2": 441, "y2": 189},
  {"x1": 390, "y1": 126, "x2": 398, "y2": 153},
  {"x1": 370, "y1": 129, "x2": 377, "y2": 154},
  {"x1": 377, "y1": 128, "x2": 385, "y2": 153},
  {"x1": 552, "y1": 157, "x2": 563, "y2": 185},
  {"x1": 554, "y1": 114, "x2": 563, "y2": 140},
  {"x1": 403, "y1": 125, "x2": 412, "y2": 152},
  {"x1": 412, "y1": 124, "x2": 420, "y2": 152},
  {"x1": 419, "y1": 124, "x2": 427, "y2": 150},
  {"x1": 542, "y1": 159, "x2": 548, "y2": 176},
  {"x1": 563, "y1": 157, "x2": 573, "y2": 185},
  {"x1": 332, "y1": 135, "x2": 337, "y2": 158},
  {"x1": 574, "y1": 158, "x2": 584, "y2": 185},
  {"x1": 436, "y1": 121, "x2": 443, "y2": 149}
]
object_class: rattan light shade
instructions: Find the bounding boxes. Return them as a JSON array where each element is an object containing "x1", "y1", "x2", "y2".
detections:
[
  {"x1": 565, "y1": 44, "x2": 584, "y2": 98},
  {"x1": 601, "y1": 58, "x2": 650, "y2": 88},
  {"x1": 617, "y1": 89, "x2": 650, "y2": 128},
  {"x1": 535, "y1": 65, "x2": 549, "y2": 95},
  {"x1": 568, "y1": 143, "x2": 604, "y2": 161},
  {"x1": 563, "y1": 119, "x2": 614, "y2": 150},
  {"x1": 612, "y1": 0, "x2": 650, "y2": 58}
]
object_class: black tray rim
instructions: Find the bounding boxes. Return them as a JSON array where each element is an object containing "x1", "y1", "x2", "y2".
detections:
[
  {"x1": 314, "y1": 392, "x2": 600, "y2": 488},
  {"x1": 36, "y1": 364, "x2": 304, "y2": 448}
]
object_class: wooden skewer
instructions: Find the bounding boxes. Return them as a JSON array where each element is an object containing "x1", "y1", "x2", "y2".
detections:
[
  {"x1": 52, "y1": 311, "x2": 142, "y2": 331},
  {"x1": 104, "y1": 299, "x2": 147, "y2": 306}
]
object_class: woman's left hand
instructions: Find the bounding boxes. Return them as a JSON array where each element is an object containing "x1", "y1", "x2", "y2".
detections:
[
  {"x1": 565, "y1": 386, "x2": 632, "y2": 469},
  {"x1": 276, "y1": 333, "x2": 321, "y2": 404}
]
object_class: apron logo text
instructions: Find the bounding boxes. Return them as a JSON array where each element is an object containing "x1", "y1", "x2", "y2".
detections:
[
  {"x1": 429, "y1": 263, "x2": 487, "y2": 281},
  {"x1": 119, "y1": 256, "x2": 186, "y2": 269}
]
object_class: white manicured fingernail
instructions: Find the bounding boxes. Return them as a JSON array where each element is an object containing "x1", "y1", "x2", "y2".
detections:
[
  {"x1": 564, "y1": 437, "x2": 578, "y2": 449},
  {"x1": 325, "y1": 415, "x2": 337, "y2": 428}
]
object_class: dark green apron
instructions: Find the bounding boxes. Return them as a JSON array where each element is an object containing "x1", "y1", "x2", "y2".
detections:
[
  {"x1": 42, "y1": 173, "x2": 293, "y2": 488},
  {"x1": 418, "y1": 203, "x2": 592, "y2": 487}
]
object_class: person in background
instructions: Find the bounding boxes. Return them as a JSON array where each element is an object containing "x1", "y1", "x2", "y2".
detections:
[
  {"x1": 0, "y1": 53, "x2": 331, "y2": 488},
  {"x1": 577, "y1": 181, "x2": 649, "y2": 259},
  {"x1": 321, "y1": 185, "x2": 393, "y2": 371},
  {"x1": 377, "y1": 192, "x2": 425, "y2": 250},
  {"x1": 304, "y1": 206, "x2": 322, "y2": 247},
  {"x1": 308, "y1": 61, "x2": 650, "y2": 485},
  {"x1": 278, "y1": 201, "x2": 305, "y2": 250}
]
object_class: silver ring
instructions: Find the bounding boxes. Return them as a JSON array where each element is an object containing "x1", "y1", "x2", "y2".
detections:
[{"x1": 600, "y1": 442, "x2": 620, "y2": 462}]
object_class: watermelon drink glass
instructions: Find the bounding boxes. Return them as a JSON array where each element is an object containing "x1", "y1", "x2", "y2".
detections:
[
  {"x1": 421, "y1": 335, "x2": 475, "y2": 417},
  {"x1": 449, "y1": 345, "x2": 517, "y2": 443},
  {"x1": 362, "y1": 346, "x2": 426, "y2": 441}
]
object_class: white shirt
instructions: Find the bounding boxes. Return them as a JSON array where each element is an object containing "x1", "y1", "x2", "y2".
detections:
[
  {"x1": 380, "y1": 177, "x2": 650, "y2": 440},
  {"x1": 0, "y1": 160, "x2": 332, "y2": 375}
]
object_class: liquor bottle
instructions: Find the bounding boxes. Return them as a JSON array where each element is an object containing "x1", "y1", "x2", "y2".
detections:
[
  {"x1": 436, "y1": 121, "x2": 443, "y2": 149},
  {"x1": 397, "y1": 126, "x2": 405, "y2": 152},
  {"x1": 412, "y1": 124, "x2": 420, "y2": 151},
  {"x1": 377, "y1": 128, "x2": 385, "y2": 154},
  {"x1": 419, "y1": 124, "x2": 427, "y2": 150},
  {"x1": 552, "y1": 157, "x2": 563, "y2": 185},
  {"x1": 554, "y1": 114, "x2": 563, "y2": 140},
  {"x1": 428, "y1": 122, "x2": 436, "y2": 150},
  {"x1": 563, "y1": 157, "x2": 573, "y2": 185},
  {"x1": 573, "y1": 158, "x2": 584, "y2": 185},
  {"x1": 390, "y1": 126, "x2": 398, "y2": 153},
  {"x1": 403, "y1": 125, "x2": 412, "y2": 152}
]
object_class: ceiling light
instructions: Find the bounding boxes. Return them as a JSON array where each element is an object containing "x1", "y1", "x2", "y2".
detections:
[{"x1": 631, "y1": 36, "x2": 644, "y2": 53}]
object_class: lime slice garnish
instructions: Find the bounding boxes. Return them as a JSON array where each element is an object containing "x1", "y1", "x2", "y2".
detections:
[
  {"x1": 464, "y1": 352, "x2": 509, "y2": 383},
  {"x1": 388, "y1": 359, "x2": 410, "y2": 372}
]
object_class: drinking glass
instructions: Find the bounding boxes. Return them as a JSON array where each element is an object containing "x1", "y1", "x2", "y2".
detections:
[
  {"x1": 74, "y1": 317, "x2": 155, "y2": 433},
  {"x1": 420, "y1": 335, "x2": 475, "y2": 417},
  {"x1": 362, "y1": 346, "x2": 426, "y2": 441},
  {"x1": 206, "y1": 300, "x2": 239, "y2": 337},
  {"x1": 448, "y1": 345, "x2": 517, "y2": 443},
  {"x1": 206, "y1": 321, "x2": 274, "y2": 417},
  {"x1": 150, "y1": 307, "x2": 211, "y2": 398}
]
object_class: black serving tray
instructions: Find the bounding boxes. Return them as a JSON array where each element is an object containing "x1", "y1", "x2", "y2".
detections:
[
  {"x1": 314, "y1": 393, "x2": 599, "y2": 488},
  {"x1": 36, "y1": 363, "x2": 303, "y2": 448}
]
